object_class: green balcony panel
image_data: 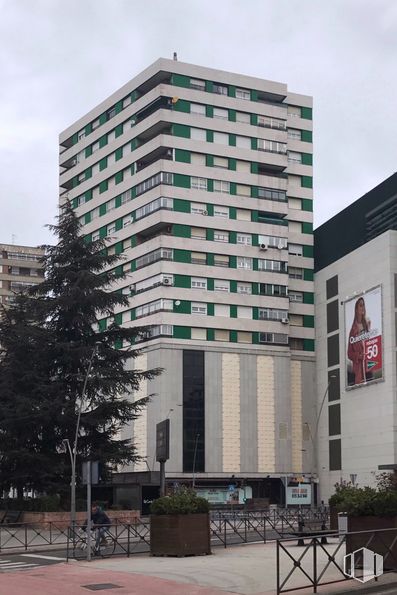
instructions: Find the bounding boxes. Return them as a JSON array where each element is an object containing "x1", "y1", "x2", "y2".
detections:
[
  {"x1": 84, "y1": 212, "x2": 92, "y2": 225},
  {"x1": 85, "y1": 122, "x2": 92, "y2": 135},
  {"x1": 301, "y1": 176, "x2": 313, "y2": 188},
  {"x1": 252, "y1": 234, "x2": 259, "y2": 247},
  {"x1": 207, "y1": 179, "x2": 214, "y2": 192},
  {"x1": 85, "y1": 167, "x2": 92, "y2": 180},
  {"x1": 229, "y1": 207, "x2": 237, "y2": 220},
  {"x1": 99, "y1": 226, "x2": 107, "y2": 239},
  {"x1": 99, "y1": 180, "x2": 108, "y2": 194},
  {"x1": 206, "y1": 203, "x2": 214, "y2": 216},
  {"x1": 174, "y1": 199, "x2": 190, "y2": 213},
  {"x1": 206, "y1": 253, "x2": 214, "y2": 266},
  {"x1": 174, "y1": 274, "x2": 191, "y2": 288},
  {"x1": 98, "y1": 319, "x2": 107, "y2": 332},
  {"x1": 99, "y1": 157, "x2": 107, "y2": 171},
  {"x1": 228, "y1": 85, "x2": 236, "y2": 98},
  {"x1": 207, "y1": 278, "x2": 214, "y2": 291},
  {"x1": 251, "y1": 162, "x2": 258, "y2": 174},
  {"x1": 229, "y1": 134, "x2": 236, "y2": 147},
  {"x1": 252, "y1": 307, "x2": 259, "y2": 320},
  {"x1": 174, "y1": 300, "x2": 191, "y2": 314},
  {"x1": 250, "y1": 113, "x2": 258, "y2": 126},
  {"x1": 206, "y1": 155, "x2": 214, "y2": 167},
  {"x1": 85, "y1": 146, "x2": 93, "y2": 158},
  {"x1": 85, "y1": 189, "x2": 93, "y2": 202},
  {"x1": 173, "y1": 224, "x2": 191, "y2": 238},
  {"x1": 173, "y1": 99, "x2": 190, "y2": 113},
  {"x1": 205, "y1": 81, "x2": 213, "y2": 93},
  {"x1": 173, "y1": 123, "x2": 190, "y2": 138},
  {"x1": 207, "y1": 328, "x2": 215, "y2": 341},
  {"x1": 230, "y1": 330, "x2": 238, "y2": 343},
  {"x1": 250, "y1": 90, "x2": 258, "y2": 102},
  {"x1": 175, "y1": 149, "x2": 191, "y2": 163},
  {"x1": 230, "y1": 182, "x2": 237, "y2": 195},
  {"x1": 302, "y1": 198, "x2": 313, "y2": 212},
  {"x1": 207, "y1": 303, "x2": 214, "y2": 316},
  {"x1": 206, "y1": 105, "x2": 213, "y2": 118},
  {"x1": 173, "y1": 174, "x2": 191, "y2": 189},
  {"x1": 174, "y1": 249, "x2": 191, "y2": 263},
  {"x1": 115, "y1": 218, "x2": 123, "y2": 231},
  {"x1": 99, "y1": 113, "x2": 107, "y2": 125},
  {"x1": 115, "y1": 147, "x2": 123, "y2": 161},
  {"x1": 173, "y1": 326, "x2": 191, "y2": 339},
  {"x1": 303, "y1": 338, "x2": 315, "y2": 351},
  {"x1": 302, "y1": 222, "x2": 313, "y2": 234},
  {"x1": 302, "y1": 153, "x2": 313, "y2": 166},
  {"x1": 99, "y1": 135, "x2": 108, "y2": 148},
  {"x1": 251, "y1": 186, "x2": 258, "y2": 198},
  {"x1": 303, "y1": 315, "x2": 315, "y2": 328},
  {"x1": 229, "y1": 231, "x2": 237, "y2": 244},
  {"x1": 304, "y1": 269, "x2": 314, "y2": 282},
  {"x1": 230, "y1": 305, "x2": 237, "y2": 319},
  {"x1": 301, "y1": 129, "x2": 313, "y2": 143},
  {"x1": 251, "y1": 138, "x2": 258, "y2": 150},
  {"x1": 229, "y1": 158, "x2": 237, "y2": 171},
  {"x1": 230, "y1": 280, "x2": 237, "y2": 293},
  {"x1": 229, "y1": 255, "x2": 237, "y2": 269},
  {"x1": 99, "y1": 203, "x2": 107, "y2": 216},
  {"x1": 303, "y1": 292, "x2": 314, "y2": 304},
  {"x1": 206, "y1": 130, "x2": 214, "y2": 143},
  {"x1": 115, "y1": 171, "x2": 124, "y2": 185},
  {"x1": 84, "y1": 233, "x2": 92, "y2": 243},
  {"x1": 303, "y1": 245, "x2": 314, "y2": 258},
  {"x1": 301, "y1": 107, "x2": 313, "y2": 120},
  {"x1": 115, "y1": 100, "x2": 123, "y2": 114},
  {"x1": 171, "y1": 74, "x2": 190, "y2": 88},
  {"x1": 114, "y1": 313, "x2": 122, "y2": 326},
  {"x1": 206, "y1": 229, "x2": 214, "y2": 241},
  {"x1": 229, "y1": 109, "x2": 236, "y2": 122}
]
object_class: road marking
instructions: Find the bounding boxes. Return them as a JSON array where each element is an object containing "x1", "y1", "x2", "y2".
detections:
[
  {"x1": 21, "y1": 554, "x2": 66, "y2": 561},
  {"x1": 0, "y1": 562, "x2": 39, "y2": 568}
]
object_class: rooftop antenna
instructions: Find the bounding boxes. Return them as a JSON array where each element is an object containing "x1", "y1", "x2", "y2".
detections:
[
  {"x1": 173, "y1": 52, "x2": 178, "y2": 61},
  {"x1": 11, "y1": 234, "x2": 16, "y2": 245}
]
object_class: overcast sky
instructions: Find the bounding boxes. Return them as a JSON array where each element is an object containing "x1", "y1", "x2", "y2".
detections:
[{"x1": 1, "y1": 0, "x2": 396, "y2": 246}]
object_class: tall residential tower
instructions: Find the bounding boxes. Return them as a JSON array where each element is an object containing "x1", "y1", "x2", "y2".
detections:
[{"x1": 59, "y1": 59, "x2": 315, "y2": 507}]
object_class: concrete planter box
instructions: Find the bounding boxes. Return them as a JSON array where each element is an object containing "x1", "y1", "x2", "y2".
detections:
[
  {"x1": 347, "y1": 516, "x2": 397, "y2": 571},
  {"x1": 150, "y1": 513, "x2": 211, "y2": 556}
]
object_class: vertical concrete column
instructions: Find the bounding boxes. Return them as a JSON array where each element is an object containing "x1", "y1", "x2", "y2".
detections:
[
  {"x1": 291, "y1": 360, "x2": 303, "y2": 472},
  {"x1": 132, "y1": 353, "x2": 148, "y2": 472},
  {"x1": 222, "y1": 353, "x2": 240, "y2": 472},
  {"x1": 257, "y1": 355, "x2": 275, "y2": 472}
]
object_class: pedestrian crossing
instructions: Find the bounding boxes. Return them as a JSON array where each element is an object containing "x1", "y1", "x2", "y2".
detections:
[
  {"x1": 0, "y1": 553, "x2": 65, "y2": 572},
  {"x1": 0, "y1": 558, "x2": 39, "y2": 572}
]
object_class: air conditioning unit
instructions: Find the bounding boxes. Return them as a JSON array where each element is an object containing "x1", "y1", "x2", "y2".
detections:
[
  {"x1": 281, "y1": 318, "x2": 289, "y2": 324},
  {"x1": 130, "y1": 118, "x2": 136, "y2": 127},
  {"x1": 202, "y1": 210, "x2": 208, "y2": 216},
  {"x1": 162, "y1": 277, "x2": 173, "y2": 286},
  {"x1": 166, "y1": 149, "x2": 173, "y2": 157},
  {"x1": 71, "y1": 159, "x2": 77, "y2": 166},
  {"x1": 129, "y1": 284, "x2": 135, "y2": 293},
  {"x1": 259, "y1": 243, "x2": 268, "y2": 250},
  {"x1": 166, "y1": 225, "x2": 172, "y2": 233}
]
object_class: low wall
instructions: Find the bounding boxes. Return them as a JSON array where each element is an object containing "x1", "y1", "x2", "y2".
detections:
[{"x1": 20, "y1": 509, "x2": 140, "y2": 529}]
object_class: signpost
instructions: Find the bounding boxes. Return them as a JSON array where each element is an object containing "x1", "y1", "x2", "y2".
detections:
[{"x1": 82, "y1": 460, "x2": 100, "y2": 561}]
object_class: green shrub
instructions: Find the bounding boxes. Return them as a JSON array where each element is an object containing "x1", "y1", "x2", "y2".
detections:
[
  {"x1": 329, "y1": 476, "x2": 397, "y2": 517},
  {"x1": 150, "y1": 488, "x2": 210, "y2": 515}
]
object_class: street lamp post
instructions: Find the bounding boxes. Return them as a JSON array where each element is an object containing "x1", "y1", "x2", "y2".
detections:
[
  {"x1": 192, "y1": 433, "x2": 200, "y2": 489},
  {"x1": 305, "y1": 374, "x2": 336, "y2": 505},
  {"x1": 64, "y1": 344, "x2": 98, "y2": 532}
]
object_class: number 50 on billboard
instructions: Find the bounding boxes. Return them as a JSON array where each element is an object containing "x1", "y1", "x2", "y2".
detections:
[{"x1": 345, "y1": 286, "x2": 383, "y2": 389}]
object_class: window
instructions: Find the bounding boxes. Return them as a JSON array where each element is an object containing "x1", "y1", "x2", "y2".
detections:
[
  {"x1": 191, "y1": 177, "x2": 207, "y2": 190},
  {"x1": 191, "y1": 227, "x2": 206, "y2": 240},
  {"x1": 214, "y1": 205, "x2": 229, "y2": 218},
  {"x1": 214, "y1": 304, "x2": 229, "y2": 317},
  {"x1": 78, "y1": 129, "x2": 86, "y2": 140},
  {"x1": 289, "y1": 291, "x2": 303, "y2": 303},
  {"x1": 213, "y1": 155, "x2": 228, "y2": 168},
  {"x1": 92, "y1": 141, "x2": 100, "y2": 153},
  {"x1": 213, "y1": 131, "x2": 229, "y2": 145},
  {"x1": 236, "y1": 111, "x2": 250, "y2": 124},
  {"x1": 106, "y1": 106, "x2": 116, "y2": 120},
  {"x1": 288, "y1": 243, "x2": 303, "y2": 256},
  {"x1": 237, "y1": 282, "x2": 252, "y2": 295},
  {"x1": 214, "y1": 279, "x2": 229, "y2": 292},
  {"x1": 191, "y1": 153, "x2": 206, "y2": 166},
  {"x1": 191, "y1": 277, "x2": 207, "y2": 289},
  {"x1": 120, "y1": 189, "x2": 132, "y2": 205},
  {"x1": 107, "y1": 224, "x2": 116, "y2": 236},
  {"x1": 260, "y1": 283, "x2": 288, "y2": 297},
  {"x1": 213, "y1": 107, "x2": 228, "y2": 120},
  {"x1": 288, "y1": 151, "x2": 302, "y2": 164},
  {"x1": 258, "y1": 187, "x2": 287, "y2": 202},
  {"x1": 190, "y1": 78, "x2": 205, "y2": 90},
  {"x1": 257, "y1": 139, "x2": 287, "y2": 154},
  {"x1": 236, "y1": 184, "x2": 250, "y2": 196},
  {"x1": 236, "y1": 208, "x2": 251, "y2": 221},
  {"x1": 215, "y1": 329, "x2": 229, "y2": 341},
  {"x1": 236, "y1": 135, "x2": 251, "y2": 149},
  {"x1": 214, "y1": 230, "x2": 229, "y2": 242},
  {"x1": 191, "y1": 127, "x2": 206, "y2": 141},
  {"x1": 92, "y1": 231, "x2": 100, "y2": 241},
  {"x1": 191, "y1": 328, "x2": 206, "y2": 340},
  {"x1": 135, "y1": 298, "x2": 173, "y2": 318},
  {"x1": 289, "y1": 198, "x2": 302, "y2": 209},
  {"x1": 289, "y1": 338, "x2": 304, "y2": 350},
  {"x1": 288, "y1": 129, "x2": 301, "y2": 140},
  {"x1": 213, "y1": 83, "x2": 228, "y2": 95},
  {"x1": 236, "y1": 88, "x2": 250, "y2": 100},
  {"x1": 192, "y1": 302, "x2": 207, "y2": 315},
  {"x1": 237, "y1": 233, "x2": 252, "y2": 245},
  {"x1": 191, "y1": 103, "x2": 206, "y2": 115},
  {"x1": 140, "y1": 324, "x2": 173, "y2": 340},
  {"x1": 191, "y1": 202, "x2": 207, "y2": 215},
  {"x1": 258, "y1": 115, "x2": 286, "y2": 130},
  {"x1": 259, "y1": 235, "x2": 288, "y2": 249},
  {"x1": 135, "y1": 171, "x2": 172, "y2": 197},
  {"x1": 235, "y1": 160, "x2": 251, "y2": 173},
  {"x1": 191, "y1": 251, "x2": 206, "y2": 264},
  {"x1": 258, "y1": 259, "x2": 288, "y2": 273},
  {"x1": 237, "y1": 256, "x2": 252, "y2": 270},
  {"x1": 214, "y1": 180, "x2": 230, "y2": 193},
  {"x1": 288, "y1": 267, "x2": 303, "y2": 279},
  {"x1": 288, "y1": 221, "x2": 302, "y2": 233},
  {"x1": 287, "y1": 105, "x2": 301, "y2": 118},
  {"x1": 135, "y1": 274, "x2": 163, "y2": 293},
  {"x1": 289, "y1": 314, "x2": 303, "y2": 326},
  {"x1": 214, "y1": 254, "x2": 229, "y2": 267},
  {"x1": 259, "y1": 333, "x2": 288, "y2": 345},
  {"x1": 237, "y1": 306, "x2": 251, "y2": 319},
  {"x1": 135, "y1": 197, "x2": 172, "y2": 221},
  {"x1": 122, "y1": 95, "x2": 132, "y2": 108},
  {"x1": 92, "y1": 118, "x2": 100, "y2": 130},
  {"x1": 238, "y1": 331, "x2": 251, "y2": 343},
  {"x1": 135, "y1": 247, "x2": 173, "y2": 269},
  {"x1": 259, "y1": 308, "x2": 288, "y2": 321}
]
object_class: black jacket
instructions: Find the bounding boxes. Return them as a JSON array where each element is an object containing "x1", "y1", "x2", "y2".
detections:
[{"x1": 83, "y1": 510, "x2": 111, "y2": 529}]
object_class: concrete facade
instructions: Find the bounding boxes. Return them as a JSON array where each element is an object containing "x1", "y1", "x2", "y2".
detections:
[
  {"x1": 59, "y1": 58, "x2": 315, "y2": 504},
  {"x1": 0, "y1": 243, "x2": 44, "y2": 307},
  {"x1": 315, "y1": 230, "x2": 397, "y2": 501}
]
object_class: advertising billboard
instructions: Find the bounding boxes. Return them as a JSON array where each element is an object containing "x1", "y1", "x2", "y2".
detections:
[
  {"x1": 286, "y1": 484, "x2": 312, "y2": 506},
  {"x1": 345, "y1": 286, "x2": 383, "y2": 388}
]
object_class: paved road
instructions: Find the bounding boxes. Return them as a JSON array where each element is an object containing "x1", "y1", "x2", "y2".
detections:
[{"x1": 0, "y1": 552, "x2": 66, "y2": 573}]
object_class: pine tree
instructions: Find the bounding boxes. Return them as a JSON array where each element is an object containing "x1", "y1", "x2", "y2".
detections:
[{"x1": 0, "y1": 201, "x2": 161, "y2": 496}]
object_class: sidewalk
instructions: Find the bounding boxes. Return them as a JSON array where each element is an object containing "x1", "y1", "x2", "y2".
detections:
[{"x1": 2, "y1": 540, "x2": 397, "y2": 595}]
